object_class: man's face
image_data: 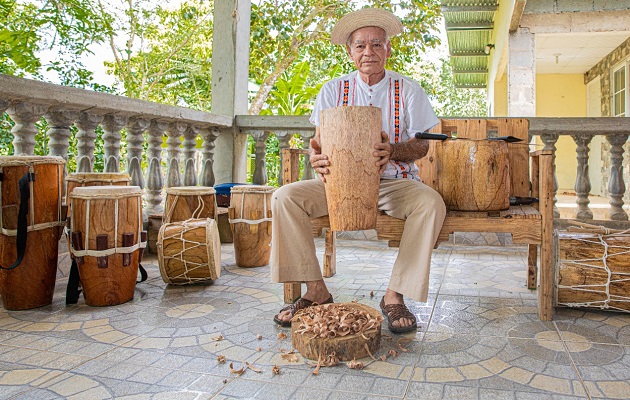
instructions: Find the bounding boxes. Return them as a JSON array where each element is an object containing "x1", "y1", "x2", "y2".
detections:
[{"x1": 346, "y1": 26, "x2": 391, "y2": 77}]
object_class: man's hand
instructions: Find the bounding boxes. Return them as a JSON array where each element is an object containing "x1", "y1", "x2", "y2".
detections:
[
  {"x1": 310, "y1": 138, "x2": 330, "y2": 182},
  {"x1": 373, "y1": 130, "x2": 391, "y2": 174}
]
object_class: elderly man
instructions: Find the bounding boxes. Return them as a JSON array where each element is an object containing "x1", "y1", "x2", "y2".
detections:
[{"x1": 271, "y1": 8, "x2": 446, "y2": 333}]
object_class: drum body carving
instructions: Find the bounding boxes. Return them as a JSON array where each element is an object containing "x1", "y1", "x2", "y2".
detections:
[
  {"x1": 319, "y1": 106, "x2": 381, "y2": 231},
  {"x1": 437, "y1": 139, "x2": 510, "y2": 211},
  {"x1": 157, "y1": 218, "x2": 221, "y2": 285},
  {"x1": 228, "y1": 185, "x2": 274, "y2": 267},
  {"x1": 164, "y1": 186, "x2": 217, "y2": 223},
  {"x1": 69, "y1": 186, "x2": 144, "y2": 306},
  {"x1": 0, "y1": 156, "x2": 65, "y2": 310}
]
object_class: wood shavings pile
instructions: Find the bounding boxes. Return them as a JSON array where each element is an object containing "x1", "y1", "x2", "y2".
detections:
[{"x1": 294, "y1": 303, "x2": 383, "y2": 339}]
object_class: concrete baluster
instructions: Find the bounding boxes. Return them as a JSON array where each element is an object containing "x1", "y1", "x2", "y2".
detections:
[
  {"x1": 199, "y1": 127, "x2": 219, "y2": 187},
  {"x1": 75, "y1": 112, "x2": 104, "y2": 172},
  {"x1": 540, "y1": 133, "x2": 560, "y2": 218},
  {"x1": 145, "y1": 120, "x2": 168, "y2": 216},
  {"x1": 102, "y1": 114, "x2": 129, "y2": 172},
  {"x1": 182, "y1": 126, "x2": 199, "y2": 186},
  {"x1": 126, "y1": 117, "x2": 150, "y2": 188},
  {"x1": 45, "y1": 108, "x2": 79, "y2": 165},
  {"x1": 7, "y1": 101, "x2": 49, "y2": 155},
  {"x1": 301, "y1": 131, "x2": 316, "y2": 181},
  {"x1": 571, "y1": 133, "x2": 593, "y2": 220},
  {"x1": 251, "y1": 130, "x2": 269, "y2": 185},
  {"x1": 276, "y1": 130, "x2": 293, "y2": 185},
  {"x1": 607, "y1": 133, "x2": 629, "y2": 221},
  {"x1": 166, "y1": 122, "x2": 187, "y2": 187}
]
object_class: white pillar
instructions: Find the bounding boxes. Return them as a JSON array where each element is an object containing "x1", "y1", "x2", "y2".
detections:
[
  {"x1": 211, "y1": 0, "x2": 251, "y2": 184},
  {"x1": 508, "y1": 28, "x2": 536, "y2": 117}
]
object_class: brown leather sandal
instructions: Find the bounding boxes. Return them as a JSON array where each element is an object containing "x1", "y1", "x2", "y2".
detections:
[
  {"x1": 273, "y1": 295, "x2": 334, "y2": 327},
  {"x1": 380, "y1": 297, "x2": 418, "y2": 334}
]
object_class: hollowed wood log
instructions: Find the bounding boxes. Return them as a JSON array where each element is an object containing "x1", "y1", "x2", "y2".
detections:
[{"x1": 320, "y1": 106, "x2": 381, "y2": 231}]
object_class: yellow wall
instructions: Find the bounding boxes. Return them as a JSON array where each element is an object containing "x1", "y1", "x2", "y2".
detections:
[
  {"x1": 493, "y1": 74, "x2": 508, "y2": 117},
  {"x1": 536, "y1": 74, "x2": 587, "y2": 192}
]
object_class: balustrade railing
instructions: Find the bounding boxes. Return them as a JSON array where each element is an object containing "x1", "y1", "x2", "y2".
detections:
[
  {"x1": 0, "y1": 74, "x2": 231, "y2": 220},
  {"x1": 3, "y1": 74, "x2": 630, "y2": 227}
]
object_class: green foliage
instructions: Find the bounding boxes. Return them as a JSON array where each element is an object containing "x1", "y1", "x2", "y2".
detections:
[
  {"x1": 104, "y1": 0, "x2": 214, "y2": 107},
  {"x1": 414, "y1": 58, "x2": 487, "y2": 117},
  {"x1": 1, "y1": 0, "x2": 113, "y2": 82}
]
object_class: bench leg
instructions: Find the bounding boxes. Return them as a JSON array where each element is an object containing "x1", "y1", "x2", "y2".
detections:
[
  {"x1": 284, "y1": 283, "x2": 301, "y2": 303},
  {"x1": 527, "y1": 244, "x2": 538, "y2": 290},
  {"x1": 323, "y1": 229, "x2": 336, "y2": 278}
]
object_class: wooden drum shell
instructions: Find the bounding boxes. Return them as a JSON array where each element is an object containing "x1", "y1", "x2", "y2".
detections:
[
  {"x1": 69, "y1": 186, "x2": 143, "y2": 306},
  {"x1": 319, "y1": 106, "x2": 381, "y2": 231},
  {"x1": 436, "y1": 139, "x2": 510, "y2": 211},
  {"x1": 65, "y1": 172, "x2": 131, "y2": 201},
  {"x1": 157, "y1": 218, "x2": 221, "y2": 285},
  {"x1": 0, "y1": 156, "x2": 65, "y2": 310},
  {"x1": 228, "y1": 185, "x2": 274, "y2": 268},
  {"x1": 164, "y1": 186, "x2": 217, "y2": 224}
]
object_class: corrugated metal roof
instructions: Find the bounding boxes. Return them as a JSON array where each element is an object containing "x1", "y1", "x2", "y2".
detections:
[{"x1": 441, "y1": 0, "x2": 499, "y2": 88}]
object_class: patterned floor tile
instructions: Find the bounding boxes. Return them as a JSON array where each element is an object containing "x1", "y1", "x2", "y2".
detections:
[
  {"x1": 2, "y1": 237, "x2": 630, "y2": 399},
  {"x1": 554, "y1": 308, "x2": 630, "y2": 346},
  {"x1": 568, "y1": 343, "x2": 630, "y2": 399},
  {"x1": 427, "y1": 295, "x2": 557, "y2": 338},
  {"x1": 411, "y1": 333, "x2": 587, "y2": 398}
]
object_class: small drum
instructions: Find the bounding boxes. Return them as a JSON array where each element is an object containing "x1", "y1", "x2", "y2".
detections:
[
  {"x1": 164, "y1": 186, "x2": 217, "y2": 223},
  {"x1": 228, "y1": 185, "x2": 274, "y2": 267},
  {"x1": 69, "y1": 186, "x2": 145, "y2": 306},
  {"x1": 157, "y1": 218, "x2": 221, "y2": 285},
  {"x1": 0, "y1": 156, "x2": 65, "y2": 310}
]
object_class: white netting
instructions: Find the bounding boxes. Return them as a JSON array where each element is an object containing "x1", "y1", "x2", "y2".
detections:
[
  {"x1": 158, "y1": 219, "x2": 219, "y2": 285},
  {"x1": 557, "y1": 226, "x2": 630, "y2": 313},
  {"x1": 69, "y1": 191, "x2": 144, "y2": 257},
  {"x1": 228, "y1": 187, "x2": 274, "y2": 225},
  {"x1": 164, "y1": 192, "x2": 216, "y2": 223}
]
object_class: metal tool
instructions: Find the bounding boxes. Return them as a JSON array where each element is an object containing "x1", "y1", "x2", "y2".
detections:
[
  {"x1": 414, "y1": 132, "x2": 448, "y2": 141},
  {"x1": 510, "y1": 196, "x2": 539, "y2": 206}
]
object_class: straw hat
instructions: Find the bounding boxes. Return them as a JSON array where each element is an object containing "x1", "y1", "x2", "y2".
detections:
[{"x1": 330, "y1": 8, "x2": 403, "y2": 45}]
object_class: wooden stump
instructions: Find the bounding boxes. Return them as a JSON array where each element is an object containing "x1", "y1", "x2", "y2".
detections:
[
  {"x1": 437, "y1": 139, "x2": 510, "y2": 211},
  {"x1": 320, "y1": 106, "x2": 381, "y2": 231},
  {"x1": 291, "y1": 302, "x2": 382, "y2": 361},
  {"x1": 555, "y1": 231, "x2": 630, "y2": 312}
]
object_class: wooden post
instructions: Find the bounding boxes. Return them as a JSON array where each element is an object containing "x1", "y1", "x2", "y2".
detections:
[
  {"x1": 538, "y1": 150, "x2": 554, "y2": 321},
  {"x1": 323, "y1": 229, "x2": 336, "y2": 278}
]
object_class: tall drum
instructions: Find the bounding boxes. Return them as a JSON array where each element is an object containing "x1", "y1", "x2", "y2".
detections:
[
  {"x1": 0, "y1": 156, "x2": 65, "y2": 310},
  {"x1": 69, "y1": 186, "x2": 145, "y2": 306},
  {"x1": 164, "y1": 186, "x2": 217, "y2": 223},
  {"x1": 228, "y1": 185, "x2": 274, "y2": 267},
  {"x1": 320, "y1": 106, "x2": 381, "y2": 231},
  {"x1": 157, "y1": 218, "x2": 221, "y2": 285}
]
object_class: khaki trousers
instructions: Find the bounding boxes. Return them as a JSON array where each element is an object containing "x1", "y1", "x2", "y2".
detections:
[{"x1": 270, "y1": 178, "x2": 446, "y2": 302}]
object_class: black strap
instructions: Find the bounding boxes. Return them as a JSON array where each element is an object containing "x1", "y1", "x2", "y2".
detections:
[
  {"x1": 0, "y1": 172, "x2": 33, "y2": 270},
  {"x1": 65, "y1": 259, "x2": 82, "y2": 305},
  {"x1": 137, "y1": 264, "x2": 148, "y2": 283}
]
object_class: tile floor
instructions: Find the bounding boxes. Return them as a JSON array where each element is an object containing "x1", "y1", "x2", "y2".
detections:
[{"x1": 1, "y1": 235, "x2": 629, "y2": 399}]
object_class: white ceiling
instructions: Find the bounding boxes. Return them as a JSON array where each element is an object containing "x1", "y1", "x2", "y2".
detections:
[{"x1": 536, "y1": 32, "x2": 630, "y2": 74}]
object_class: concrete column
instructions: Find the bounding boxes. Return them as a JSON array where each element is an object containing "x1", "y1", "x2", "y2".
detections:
[
  {"x1": 508, "y1": 28, "x2": 536, "y2": 117},
  {"x1": 211, "y1": 0, "x2": 251, "y2": 184}
]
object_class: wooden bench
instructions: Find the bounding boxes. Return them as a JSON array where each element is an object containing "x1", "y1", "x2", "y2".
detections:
[{"x1": 281, "y1": 118, "x2": 554, "y2": 320}]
